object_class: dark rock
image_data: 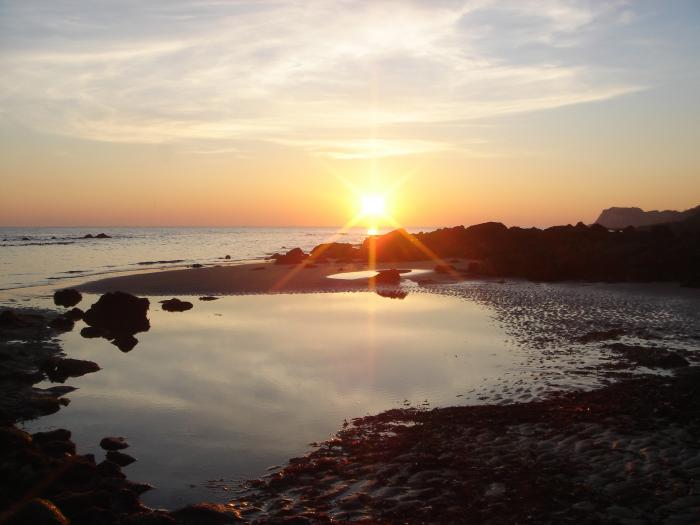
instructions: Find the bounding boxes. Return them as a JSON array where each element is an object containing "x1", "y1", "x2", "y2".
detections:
[
  {"x1": 53, "y1": 490, "x2": 111, "y2": 519},
  {"x1": 42, "y1": 357, "x2": 100, "y2": 382},
  {"x1": 96, "y1": 459, "x2": 126, "y2": 478},
  {"x1": 100, "y1": 436, "x2": 129, "y2": 450},
  {"x1": 32, "y1": 428, "x2": 71, "y2": 444},
  {"x1": 0, "y1": 310, "x2": 33, "y2": 328},
  {"x1": 65, "y1": 307, "x2": 84, "y2": 321},
  {"x1": 95, "y1": 233, "x2": 111, "y2": 238},
  {"x1": 310, "y1": 242, "x2": 358, "y2": 260},
  {"x1": 160, "y1": 298, "x2": 194, "y2": 312},
  {"x1": 83, "y1": 234, "x2": 94, "y2": 239},
  {"x1": 190, "y1": 263, "x2": 204, "y2": 268},
  {"x1": 82, "y1": 292, "x2": 150, "y2": 350},
  {"x1": 113, "y1": 334, "x2": 139, "y2": 352},
  {"x1": 6, "y1": 498, "x2": 69, "y2": 525},
  {"x1": 80, "y1": 326, "x2": 105, "y2": 338},
  {"x1": 199, "y1": 296, "x2": 219, "y2": 301},
  {"x1": 49, "y1": 316, "x2": 74, "y2": 332},
  {"x1": 224, "y1": 255, "x2": 231, "y2": 259},
  {"x1": 53, "y1": 289, "x2": 82, "y2": 307},
  {"x1": 171, "y1": 503, "x2": 242, "y2": 524},
  {"x1": 371, "y1": 269, "x2": 402, "y2": 286},
  {"x1": 0, "y1": 426, "x2": 32, "y2": 448},
  {"x1": 126, "y1": 481, "x2": 155, "y2": 495},
  {"x1": 21, "y1": 236, "x2": 31, "y2": 241},
  {"x1": 107, "y1": 450, "x2": 137, "y2": 466},
  {"x1": 274, "y1": 248, "x2": 306, "y2": 265},
  {"x1": 37, "y1": 439, "x2": 76, "y2": 457}
]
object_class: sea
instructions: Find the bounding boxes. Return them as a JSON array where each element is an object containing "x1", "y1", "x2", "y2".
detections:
[{"x1": 0, "y1": 226, "x2": 418, "y2": 291}]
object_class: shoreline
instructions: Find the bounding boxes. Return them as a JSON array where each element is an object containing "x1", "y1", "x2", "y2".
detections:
[{"x1": 76, "y1": 259, "x2": 465, "y2": 296}]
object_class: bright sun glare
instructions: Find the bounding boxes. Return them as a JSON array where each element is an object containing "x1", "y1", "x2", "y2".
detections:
[{"x1": 360, "y1": 194, "x2": 387, "y2": 217}]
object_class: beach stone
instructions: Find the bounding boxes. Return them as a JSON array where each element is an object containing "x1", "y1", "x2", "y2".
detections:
[
  {"x1": 100, "y1": 436, "x2": 129, "y2": 451},
  {"x1": 6, "y1": 498, "x2": 69, "y2": 525},
  {"x1": 53, "y1": 289, "x2": 82, "y2": 308},
  {"x1": 199, "y1": 296, "x2": 219, "y2": 301},
  {"x1": 64, "y1": 307, "x2": 84, "y2": 321},
  {"x1": 107, "y1": 450, "x2": 137, "y2": 466},
  {"x1": 160, "y1": 298, "x2": 194, "y2": 312}
]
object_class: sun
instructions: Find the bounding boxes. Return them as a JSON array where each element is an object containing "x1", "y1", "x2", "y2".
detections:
[{"x1": 360, "y1": 194, "x2": 387, "y2": 217}]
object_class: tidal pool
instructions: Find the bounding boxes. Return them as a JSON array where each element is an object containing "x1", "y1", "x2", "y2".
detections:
[
  {"x1": 326, "y1": 269, "x2": 430, "y2": 280},
  {"x1": 26, "y1": 291, "x2": 522, "y2": 508}
]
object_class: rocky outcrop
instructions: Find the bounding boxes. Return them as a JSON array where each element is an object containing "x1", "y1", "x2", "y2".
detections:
[
  {"x1": 53, "y1": 289, "x2": 82, "y2": 308},
  {"x1": 313, "y1": 211, "x2": 700, "y2": 283},
  {"x1": 595, "y1": 205, "x2": 700, "y2": 229},
  {"x1": 311, "y1": 242, "x2": 359, "y2": 261},
  {"x1": 82, "y1": 292, "x2": 150, "y2": 352},
  {"x1": 272, "y1": 247, "x2": 307, "y2": 265}
]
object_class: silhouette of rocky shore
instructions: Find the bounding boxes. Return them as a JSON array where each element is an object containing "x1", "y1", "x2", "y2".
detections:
[{"x1": 311, "y1": 209, "x2": 700, "y2": 284}]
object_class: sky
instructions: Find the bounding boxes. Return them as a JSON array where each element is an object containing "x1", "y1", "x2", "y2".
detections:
[{"x1": 1, "y1": 0, "x2": 699, "y2": 228}]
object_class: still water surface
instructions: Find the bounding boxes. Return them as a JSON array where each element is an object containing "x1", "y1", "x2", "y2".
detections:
[{"x1": 26, "y1": 291, "x2": 520, "y2": 508}]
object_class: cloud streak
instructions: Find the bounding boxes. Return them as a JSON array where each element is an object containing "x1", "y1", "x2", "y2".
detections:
[{"x1": 0, "y1": 0, "x2": 645, "y2": 157}]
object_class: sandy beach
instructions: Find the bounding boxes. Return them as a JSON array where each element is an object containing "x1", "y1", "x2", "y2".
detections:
[{"x1": 77, "y1": 259, "x2": 465, "y2": 295}]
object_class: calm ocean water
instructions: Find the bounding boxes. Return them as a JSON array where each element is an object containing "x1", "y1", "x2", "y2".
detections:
[{"x1": 0, "y1": 226, "x2": 422, "y2": 291}]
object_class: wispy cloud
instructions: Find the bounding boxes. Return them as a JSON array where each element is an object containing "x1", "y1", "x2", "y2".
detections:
[{"x1": 0, "y1": 0, "x2": 646, "y2": 158}]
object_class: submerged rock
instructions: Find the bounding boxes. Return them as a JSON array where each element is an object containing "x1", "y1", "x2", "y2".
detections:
[
  {"x1": 160, "y1": 298, "x2": 194, "y2": 312},
  {"x1": 53, "y1": 289, "x2": 82, "y2": 308}
]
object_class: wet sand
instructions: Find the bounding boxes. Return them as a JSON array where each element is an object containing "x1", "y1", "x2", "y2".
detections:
[{"x1": 78, "y1": 260, "x2": 463, "y2": 295}]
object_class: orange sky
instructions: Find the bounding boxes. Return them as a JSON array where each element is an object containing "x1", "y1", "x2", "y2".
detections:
[{"x1": 1, "y1": 1, "x2": 699, "y2": 228}]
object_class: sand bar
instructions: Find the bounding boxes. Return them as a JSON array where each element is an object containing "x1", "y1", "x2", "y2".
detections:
[{"x1": 78, "y1": 260, "x2": 465, "y2": 295}]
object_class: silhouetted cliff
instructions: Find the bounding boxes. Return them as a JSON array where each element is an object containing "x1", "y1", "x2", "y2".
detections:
[{"x1": 595, "y1": 205, "x2": 700, "y2": 229}]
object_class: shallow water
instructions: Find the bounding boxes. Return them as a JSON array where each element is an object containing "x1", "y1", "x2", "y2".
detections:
[
  {"x1": 327, "y1": 269, "x2": 431, "y2": 280},
  {"x1": 25, "y1": 291, "x2": 523, "y2": 508},
  {"x1": 0, "y1": 227, "x2": 415, "y2": 290}
]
